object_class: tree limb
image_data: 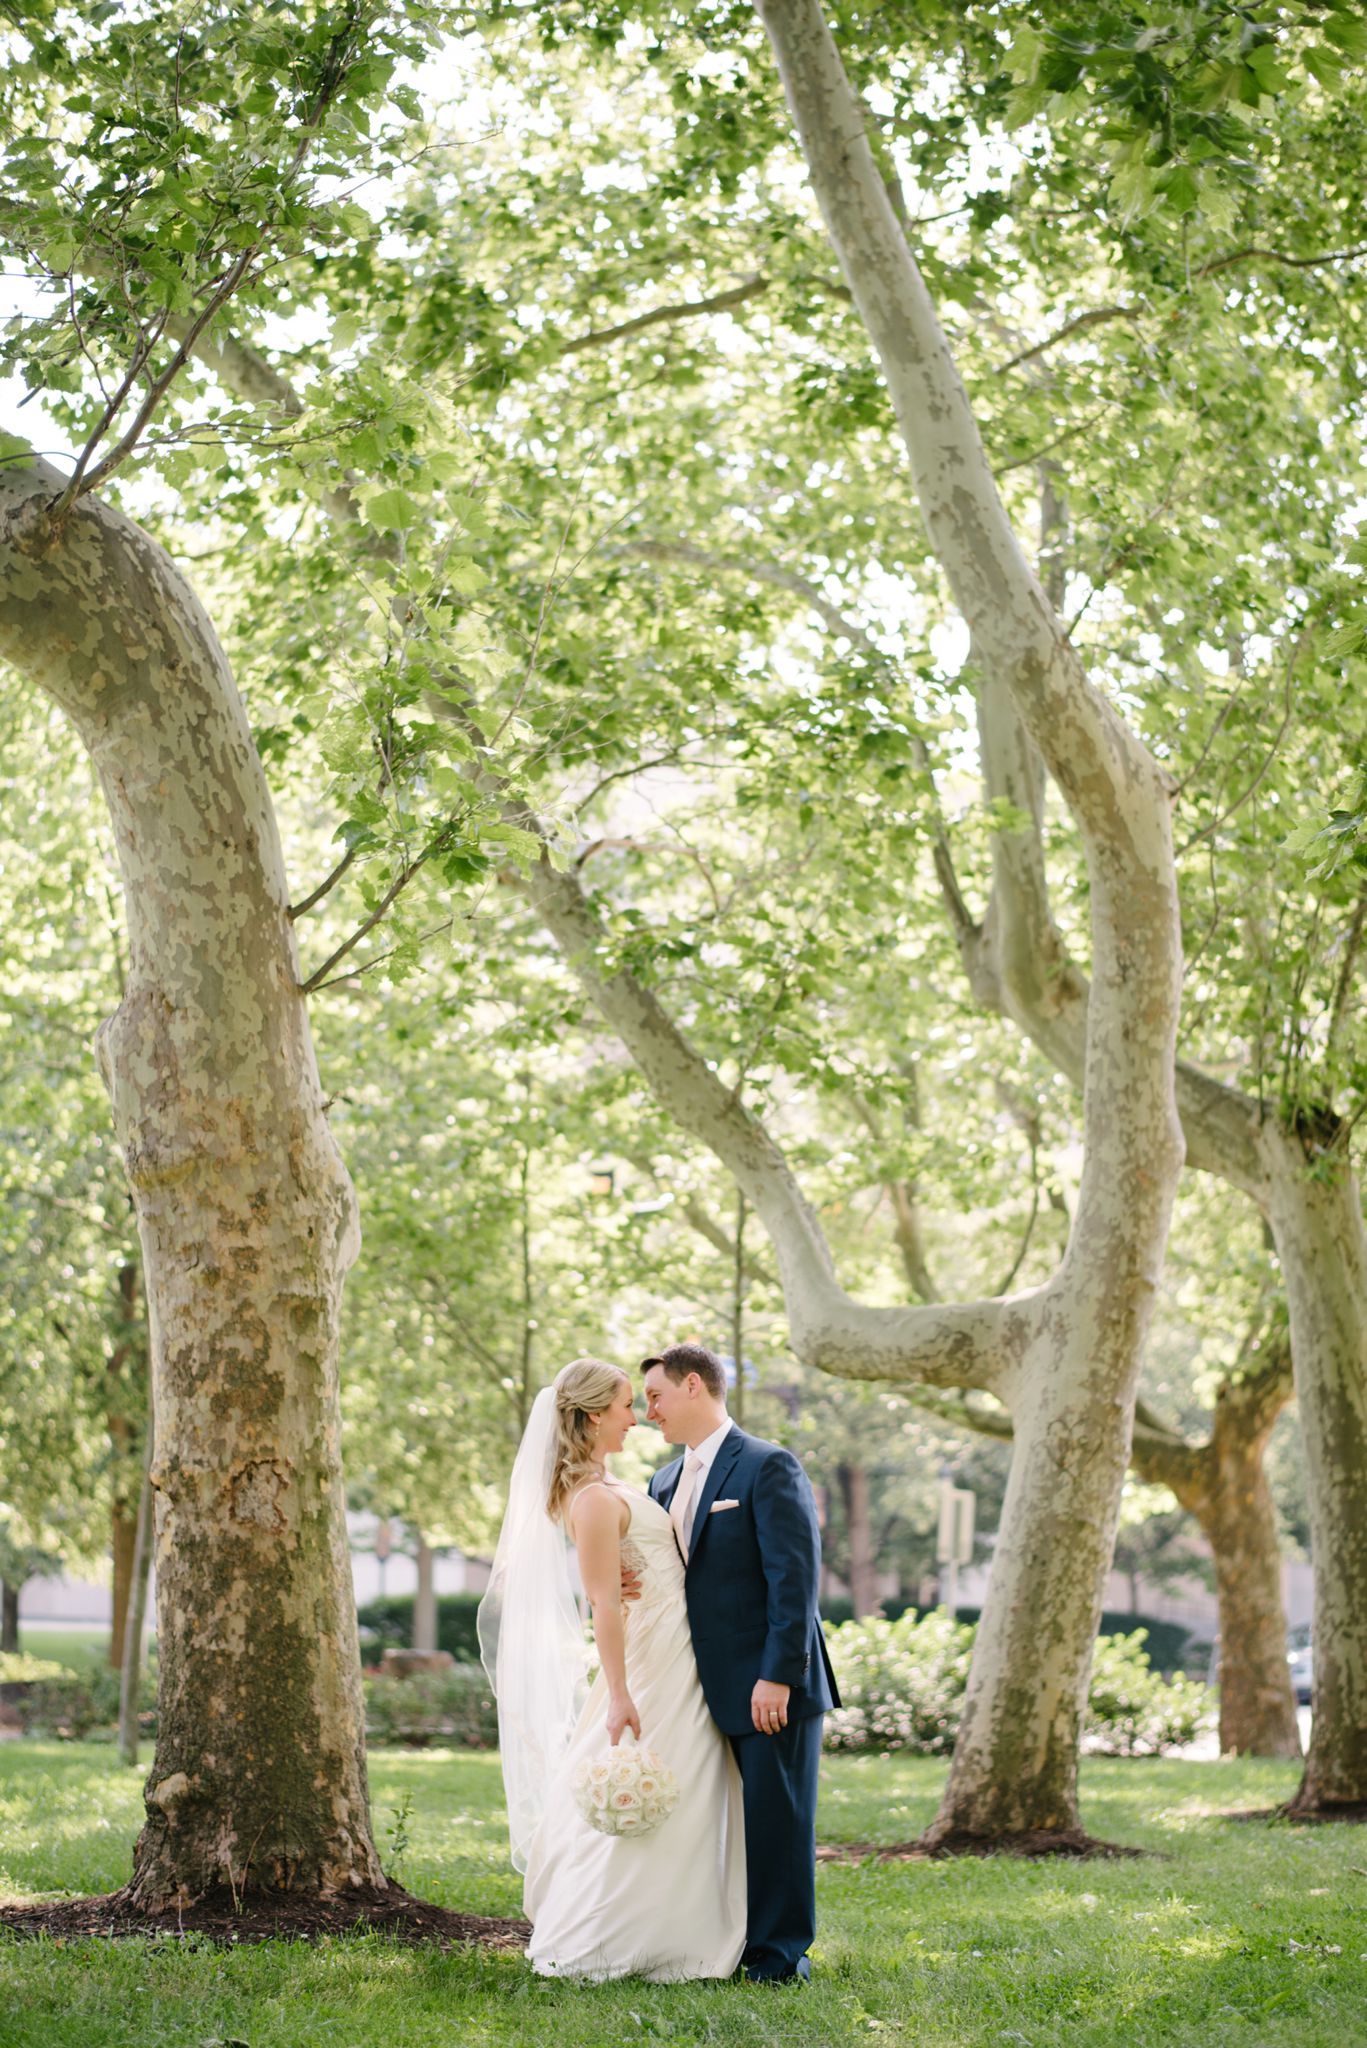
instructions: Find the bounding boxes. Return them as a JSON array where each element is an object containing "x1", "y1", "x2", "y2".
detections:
[
  {"x1": 57, "y1": 2, "x2": 373, "y2": 513},
  {"x1": 560, "y1": 274, "x2": 772, "y2": 354},
  {"x1": 1327, "y1": 884, "x2": 1367, "y2": 1064},
  {"x1": 509, "y1": 829, "x2": 1019, "y2": 1392},
  {"x1": 995, "y1": 245, "x2": 1367, "y2": 375}
]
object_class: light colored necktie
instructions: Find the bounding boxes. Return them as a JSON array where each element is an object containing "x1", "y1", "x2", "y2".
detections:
[{"x1": 670, "y1": 1451, "x2": 704, "y2": 1560}]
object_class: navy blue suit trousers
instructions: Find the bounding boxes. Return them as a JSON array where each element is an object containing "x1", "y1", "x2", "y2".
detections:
[{"x1": 651, "y1": 1425, "x2": 839, "y2": 1979}]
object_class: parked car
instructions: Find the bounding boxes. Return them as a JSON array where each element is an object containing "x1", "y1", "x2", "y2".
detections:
[{"x1": 1286, "y1": 1625, "x2": 1313, "y2": 1706}]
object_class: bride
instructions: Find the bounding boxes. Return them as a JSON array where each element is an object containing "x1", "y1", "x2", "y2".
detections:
[{"x1": 478, "y1": 1356, "x2": 746, "y2": 1980}]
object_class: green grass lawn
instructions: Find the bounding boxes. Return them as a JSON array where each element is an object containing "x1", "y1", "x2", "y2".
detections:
[
  {"x1": 6, "y1": 1630, "x2": 125, "y2": 1679},
  {"x1": 2, "y1": 1742, "x2": 1365, "y2": 2047}
]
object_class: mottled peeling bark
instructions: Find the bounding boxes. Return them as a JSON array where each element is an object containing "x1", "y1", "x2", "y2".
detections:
[
  {"x1": 753, "y1": 0, "x2": 1185, "y2": 1844},
  {"x1": 108, "y1": 1261, "x2": 145, "y2": 1669},
  {"x1": 1262, "y1": 1127, "x2": 1367, "y2": 1810},
  {"x1": 1132, "y1": 1358, "x2": 1300, "y2": 1760},
  {"x1": 0, "y1": 460, "x2": 382, "y2": 1907},
  {"x1": 1203, "y1": 1443, "x2": 1301, "y2": 1761}
]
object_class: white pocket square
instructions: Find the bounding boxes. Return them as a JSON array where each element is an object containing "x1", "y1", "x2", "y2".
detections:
[{"x1": 709, "y1": 1499, "x2": 740, "y2": 1513}]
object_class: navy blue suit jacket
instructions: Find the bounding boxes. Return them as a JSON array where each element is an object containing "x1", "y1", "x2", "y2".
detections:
[{"x1": 650, "y1": 1425, "x2": 839, "y2": 1738}]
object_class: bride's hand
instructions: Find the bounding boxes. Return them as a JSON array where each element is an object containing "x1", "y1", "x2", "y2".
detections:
[{"x1": 606, "y1": 1691, "x2": 641, "y2": 1745}]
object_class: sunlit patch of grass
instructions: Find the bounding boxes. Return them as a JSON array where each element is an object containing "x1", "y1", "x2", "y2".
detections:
[{"x1": 3, "y1": 1744, "x2": 1367, "y2": 2047}]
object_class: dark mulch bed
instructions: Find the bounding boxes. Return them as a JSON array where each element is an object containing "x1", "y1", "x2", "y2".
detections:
[
  {"x1": 1225, "y1": 1801, "x2": 1367, "y2": 1827},
  {"x1": 818, "y1": 1828, "x2": 1145, "y2": 1862},
  {"x1": 0, "y1": 1883, "x2": 530, "y2": 1948}
]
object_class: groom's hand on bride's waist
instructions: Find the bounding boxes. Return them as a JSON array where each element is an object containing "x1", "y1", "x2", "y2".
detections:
[
  {"x1": 751, "y1": 1680, "x2": 790, "y2": 1734},
  {"x1": 620, "y1": 1565, "x2": 643, "y2": 1603}
]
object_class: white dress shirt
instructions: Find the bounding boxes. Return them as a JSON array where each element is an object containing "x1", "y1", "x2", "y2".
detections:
[
  {"x1": 669, "y1": 1416, "x2": 735, "y2": 1558},
  {"x1": 687, "y1": 1416, "x2": 736, "y2": 1486}
]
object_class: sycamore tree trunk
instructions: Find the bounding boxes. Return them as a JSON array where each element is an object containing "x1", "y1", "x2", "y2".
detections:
[
  {"x1": 0, "y1": 1579, "x2": 17, "y2": 1655},
  {"x1": 109, "y1": 1495, "x2": 138, "y2": 1671},
  {"x1": 1130, "y1": 1354, "x2": 1299, "y2": 1759},
  {"x1": 108, "y1": 1261, "x2": 145, "y2": 1668},
  {"x1": 749, "y1": 0, "x2": 1183, "y2": 1846},
  {"x1": 0, "y1": 459, "x2": 383, "y2": 1907},
  {"x1": 1262, "y1": 1124, "x2": 1367, "y2": 1811},
  {"x1": 509, "y1": 0, "x2": 1180, "y2": 1847},
  {"x1": 935, "y1": 1348, "x2": 1299, "y2": 1760},
  {"x1": 118, "y1": 1414, "x2": 155, "y2": 1767},
  {"x1": 413, "y1": 1533, "x2": 438, "y2": 1655},
  {"x1": 836, "y1": 1463, "x2": 877, "y2": 1618},
  {"x1": 1202, "y1": 1437, "x2": 1300, "y2": 1760}
]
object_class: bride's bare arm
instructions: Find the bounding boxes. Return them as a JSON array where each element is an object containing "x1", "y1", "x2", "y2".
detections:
[{"x1": 570, "y1": 1486, "x2": 641, "y2": 1744}]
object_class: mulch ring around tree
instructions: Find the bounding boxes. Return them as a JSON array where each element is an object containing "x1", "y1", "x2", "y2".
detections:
[
  {"x1": 1224, "y1": 1800, "x2": 1367, "y2": 1827},
  {"x1": 0, "y1": 1884, "x2": 530, "y2": 1948},
  {"x1": 817, "y1": 1828, "x2": 1147, "y2": 1862}
]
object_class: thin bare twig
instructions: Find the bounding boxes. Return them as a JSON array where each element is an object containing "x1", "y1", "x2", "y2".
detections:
[
  {"x1": 995, "y1": 243, "x2": 1367, "y2": 375},
  {"x1": 305, "y1": 913, "x2": 457, "y2": 995},
  {"x1": 300, "y1": 836, "x2": 445, "y2": 993},
  {"x1": 288, "y1": 843, "x2": 360, "y2": 921},
  {"x1": 1327, "y1": 884, "x2": 1367, "y2": 1063},
  {"x1": 574, "y1": 834, "x2": 724, "y2": 917},
  {"x1": 1177, "y1": 633, "x2": 1304, "y2": 857}
]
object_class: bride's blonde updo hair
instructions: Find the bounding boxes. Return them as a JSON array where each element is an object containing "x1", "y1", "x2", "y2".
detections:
[{"x1": 547, "y1": 1356, "x2": 630, "y2": 1522}]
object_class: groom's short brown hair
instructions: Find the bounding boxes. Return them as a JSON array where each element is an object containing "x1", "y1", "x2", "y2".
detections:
[{"x1": 641, "y1": 1342, "x2": 728, "y2": 1400}]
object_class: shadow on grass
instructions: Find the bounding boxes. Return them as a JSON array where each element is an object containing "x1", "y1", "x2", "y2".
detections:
[
  {"x1": 1224, "y1": 1800, "x2": 1367, "y2": 1826},
  {"x1": 818, "y1": 1826, "x2": 1149, "y2": 1863}
]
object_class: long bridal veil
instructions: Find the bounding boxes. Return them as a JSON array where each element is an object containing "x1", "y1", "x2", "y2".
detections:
[{"x1": 477, "y1": 1376, "x2": 590, "y2": 1871}]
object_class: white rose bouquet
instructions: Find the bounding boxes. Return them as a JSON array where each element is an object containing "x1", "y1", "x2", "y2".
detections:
[{"x1": 570, "y1": 1734, "x2": 680, "y2": 1839}]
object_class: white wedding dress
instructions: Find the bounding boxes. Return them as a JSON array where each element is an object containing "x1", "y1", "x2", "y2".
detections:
[{"x1": 521, "y1": 1480, "x2": 747, "y2": 1980}]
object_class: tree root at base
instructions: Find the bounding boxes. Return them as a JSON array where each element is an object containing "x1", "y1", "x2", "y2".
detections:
[
  {"x1": 0, "y1": 1883, "x2": 530, "y2": 1948},
  {"x1": 1226, "y1": 1800, "x2": 1367, "y2": 1827}
]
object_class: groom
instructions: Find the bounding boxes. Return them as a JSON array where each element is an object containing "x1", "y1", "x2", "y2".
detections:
[{"x1": 640, "y1": 1343, "x2": 839, "y2": 1985}]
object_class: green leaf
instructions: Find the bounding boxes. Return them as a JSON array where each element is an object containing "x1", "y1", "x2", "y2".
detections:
[
  {"x1": 445, "y1": 557, "x2": 490, "y2": 597},
  {"x1": 1107, "y1": 163, "x2": 1161, "y2": 224},
  {"x1": 336, "y1": 201, "x2": 376, "y2": 242},
  {"x1": 984, "y1": 797, "x2": 1033, "y2": 836},
  {"x1": 1165, "y1": 168, "x2": 1199, "y2": 216},
  {"x1": 1005, "y1": 26, "x2": 1044, "y2": 83},
  {"x1": 481, "y1": 821, "x2": 543, "y2": 865},
  {"x1": 1324, "y1": 19, "x2": 1367, "y2": 62},
  {"x1": 364, "y1": 488, "x2": 420, "y2": 531},
  {"x1": 1196, "y1": 181, "x2": 1237, "y2": 232},
  {"x1": 1305, "y1": 47, "x2": 1345, "y2": 89}
]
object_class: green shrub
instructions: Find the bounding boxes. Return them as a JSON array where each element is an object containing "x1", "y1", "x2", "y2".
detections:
[
  {"x1": 1083, "y1": 1630, "x2": 1214, "y2": 1756},
  {"x1": 821, "y1": 1604, "x2": 1190, "y2": 1671},
  {"x1": 17, "y1": 1665, "x2": 123, "y2": 1739},
  {"x1": 364, "y1": 1663, "x2": 499, "y2": 1748},
  {"x1": 10, "y1": 1661, "x2": 157, "y2": 1740},
  {"x1": 355, "y1": 1592, "x2": 484, "y2": 1664},
  {"x1": 0, "y1": 1653, "x2": 68, "y2": 1683},
  {"x1": 823, "y1": 1613, "x2": 1213, "y2": 1757},
  {"x1": 823, "y1": 1608, "x2": 974, "y2": 1754}
]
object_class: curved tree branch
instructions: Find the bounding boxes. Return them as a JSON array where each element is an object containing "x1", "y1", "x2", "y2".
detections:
[{"x1": 509, "y1": 837, "x2": 1019, "y2": 1393}]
